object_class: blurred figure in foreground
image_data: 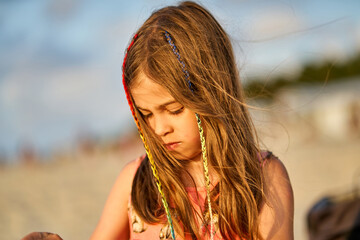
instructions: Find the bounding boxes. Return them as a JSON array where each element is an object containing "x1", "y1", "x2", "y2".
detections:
[{"x1": 307, "y1": 181, "x2": 360, "y2": 239}]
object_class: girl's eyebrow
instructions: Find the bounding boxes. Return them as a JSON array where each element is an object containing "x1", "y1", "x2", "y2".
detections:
[{"x1": 137, "y1": 100, "x2": 179, "y2": 111}]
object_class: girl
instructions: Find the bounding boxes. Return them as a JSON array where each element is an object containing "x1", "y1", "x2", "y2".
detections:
[{"x1": 91, "y1": 1, "x2": 294, "y2": 240}]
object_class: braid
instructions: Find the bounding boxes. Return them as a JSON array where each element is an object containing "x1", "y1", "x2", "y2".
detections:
[
  {"x1": 122, "y1": 34, "x2": 176, "y2": 240},
  {"x1": 164, "y1": 30, "x2": 214, "y2": 240}
]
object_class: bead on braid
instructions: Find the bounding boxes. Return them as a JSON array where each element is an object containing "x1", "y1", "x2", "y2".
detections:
[
  {"x1": 122, "y1": 34, "x2": 176, "y2": 240},
  {"x1": 164, "y1": 30, "x2": 214, "y2": 240}
]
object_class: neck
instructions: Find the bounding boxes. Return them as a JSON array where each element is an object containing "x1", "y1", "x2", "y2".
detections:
[{"x1": 181, "y1": 157, "x2": 217, "y2": 188}]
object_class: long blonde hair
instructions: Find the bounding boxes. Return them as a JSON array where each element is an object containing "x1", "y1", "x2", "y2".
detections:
[{"x1": 123, "y1": 1, "x2": 264, "y2": 239}]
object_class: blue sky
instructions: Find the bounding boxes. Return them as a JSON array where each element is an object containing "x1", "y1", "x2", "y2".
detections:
[{"x1": 0, "y1": 0, "x2": 359, "y2": 160}]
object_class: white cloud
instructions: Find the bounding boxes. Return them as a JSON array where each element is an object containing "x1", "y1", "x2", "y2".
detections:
[
  {"x1": 355, "y1": 26, "x2": 360, "y2": 52},
  {"x1": 249, "y1": 7, "x2": 303, "y2": 40}
]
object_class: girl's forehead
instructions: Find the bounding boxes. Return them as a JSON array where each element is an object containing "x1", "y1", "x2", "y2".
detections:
[
  {"x1": 132, "y1": 73, "x2": 166, "y2": 95},
  {"x1": 131, "y1": 74, "x2": 177, "y2": 108}
]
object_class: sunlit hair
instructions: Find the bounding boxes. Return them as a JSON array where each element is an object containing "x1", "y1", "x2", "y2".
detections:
[{"x1": 123, "y1": 1, "x2": 264, "y2": 239}]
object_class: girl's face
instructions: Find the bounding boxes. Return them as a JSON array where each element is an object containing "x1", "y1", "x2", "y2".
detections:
[{"x1": 131, "y1": 74, "x2": 202, "y2": 162}]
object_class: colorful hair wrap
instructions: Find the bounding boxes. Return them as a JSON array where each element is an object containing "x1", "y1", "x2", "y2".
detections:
[
  {"x1": 164, "y1": 31, "x2": 193, "y2": 92},
  {"x1": 122, "y1": 31, "x2": 214, "y2": 240},
  {"x1": 164, "y1": 31, "x2": 214, "y2": 240},
  {"x1": 122, "y1": 34, "x2": 176, "y2": 240}
]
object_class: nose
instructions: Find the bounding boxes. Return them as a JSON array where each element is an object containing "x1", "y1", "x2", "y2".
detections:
[{"x1": 151, "y1": 115, "x2": 172, "y2": 137}]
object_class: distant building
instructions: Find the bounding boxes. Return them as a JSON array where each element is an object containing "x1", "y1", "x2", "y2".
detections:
[{"x1": 276, "y1": 78, "x2": 360, "y2": 140}]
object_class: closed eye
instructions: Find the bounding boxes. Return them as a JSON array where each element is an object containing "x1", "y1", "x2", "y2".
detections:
[
  {"x1": 169, "y1": 106, "x2": 184, "y2": 115},
  {"x1": 142, "y1": 113, "x2": 152, "y2": 119},
  {"x1": 138, "y1": 111, "x2": 152, "y2": 119}
]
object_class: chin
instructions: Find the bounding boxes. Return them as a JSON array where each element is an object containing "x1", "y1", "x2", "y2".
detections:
[{"x1": 172, "y1": 152, "x2": 202, "y2": 162}]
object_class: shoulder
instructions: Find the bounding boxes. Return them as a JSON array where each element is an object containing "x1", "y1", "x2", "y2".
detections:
[
  {"x1": 108, "y1": 154, "x2": 145, "y2": 205},
  {"x1": 121, "y1": 155, "x2": 145, "y2": 181},
  {"x1": 90, "y1": 155, "x2": 145, "y2": 240},
  {"x1": 262, "y1": 152, "x2": 291, "y2": 189},
  {"x1": 110, "y1": 155, "x2": 144, "y2": 195},
  {"x1": 259, "y1": 152, "x2": 294, "y2": 240}
]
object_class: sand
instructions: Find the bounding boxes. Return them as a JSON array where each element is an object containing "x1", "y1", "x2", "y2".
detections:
[{"x1": 1, "y1": 124, "x2": 359, "y2": 240}]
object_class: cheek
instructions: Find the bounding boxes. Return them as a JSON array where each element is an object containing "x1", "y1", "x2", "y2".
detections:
[
  {"x1": 178, "y1": 109, "x2": 201, "y2": 147},
  {"x1": 188, "y1": 121, "x2": 201, "y2": 147},
  {"x1": 187, "y1": 131, "x2": 200, "y2": 147}
]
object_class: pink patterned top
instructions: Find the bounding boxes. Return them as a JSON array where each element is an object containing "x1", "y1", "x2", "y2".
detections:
[{"x1": 127, "y1": 151, "x2": 271, "y2": 240}]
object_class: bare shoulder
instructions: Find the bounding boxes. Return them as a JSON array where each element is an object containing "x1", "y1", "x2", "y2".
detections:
[
  {"x1": 262, "y1": 153, "x2": 292, "y2": 190},
  {"x1": 90, "y1": 156, "x2": 144, "y2": 240},
  {"x1": 120, "y1": 156, "x2": 144, "y2": 182},
  {"x1": 259, "y1": 152, "x2": 294, "y2": 240},
  {"x1": 107, "y1": 156, "x2": 144, "y2": 200}
]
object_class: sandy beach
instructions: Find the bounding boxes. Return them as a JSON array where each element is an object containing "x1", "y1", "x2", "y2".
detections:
[{"x1": 1, "y1": 121, "x2": 359, "y2": 240}]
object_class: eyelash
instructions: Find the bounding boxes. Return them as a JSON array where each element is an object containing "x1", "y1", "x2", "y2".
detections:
[
  {"x1": 142, "y1": 113, "x2": 152, "y2": 119},
  {"x1": 141, "y1": 107, "x2": 184, "y2": 119},
  {"x1": 169, "y1": 106, "x2": 184, "y2": 115}
]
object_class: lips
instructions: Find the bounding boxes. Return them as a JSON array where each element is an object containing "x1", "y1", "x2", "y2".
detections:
[{"x1": 164, "y1": 142, "x2": 180, "y2": 150}]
